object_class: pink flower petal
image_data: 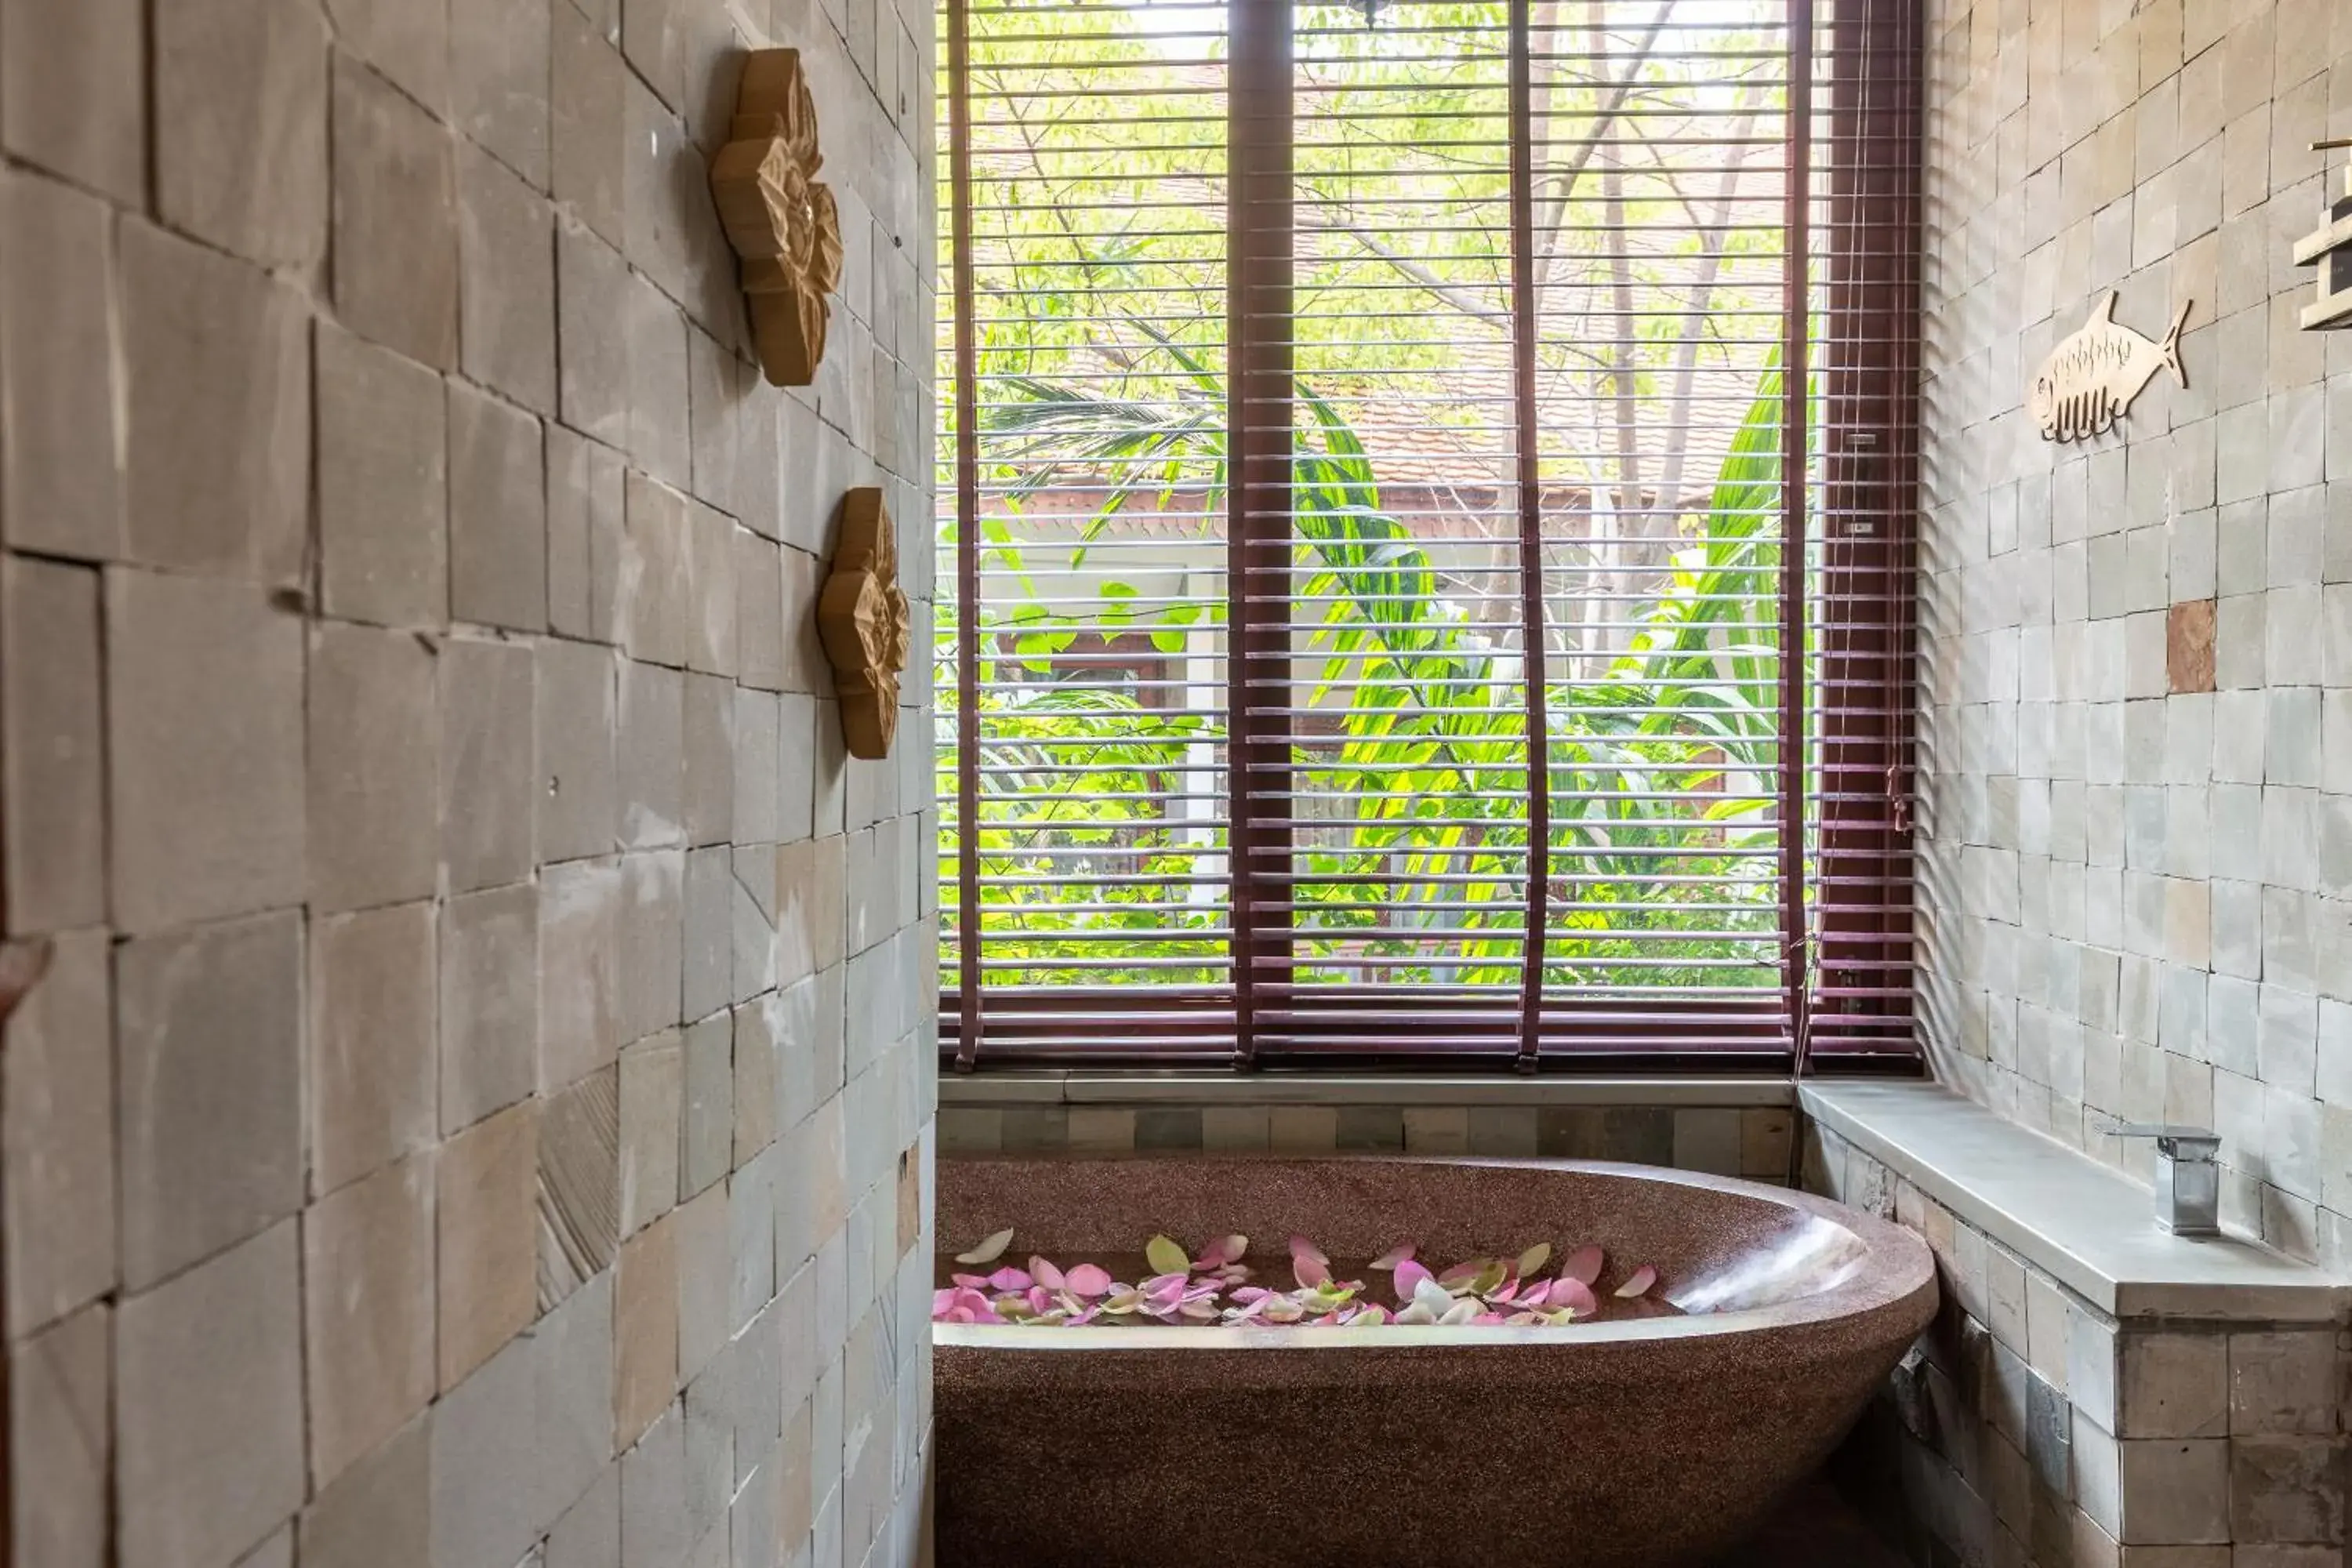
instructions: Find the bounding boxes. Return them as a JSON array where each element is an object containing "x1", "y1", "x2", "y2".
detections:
[
  {"x1": 1071, "y1": 1306, "x2": 1102, "y2": 1326},
  {"x1": 1025, "y1": 1286, "x2": 1054, "y2": 1316},
  {"x1": 951, "y1": 1274, "x2": 989, "y2": 1289},
  {"x1": 1472, "y1": 1312, "x2": 1505, "y2": 1327},
  {"x1": 953, "y1": 1229, "x2": 1016, "y2": 1265},
  {"x1": 1192, "y1": 1234, "x2": 1249, "y2": 1270},
  {"x1": 1615, "y1": 1264, "x2": 1658, "y2": 1299},
  {"x1": 987, "y1": 1266, "x2": 1033, "y2": 1294},
  {"x1": 931, "y1": 1288, "x2": 960, "y2": 1319},
  {"x1": 1550, "y1": 1277, "x2": 1598, "y2": 1317},
  {"x1": 1064, "y1": 1263, "x2": 1113, "y2": 1298},
  {"x1": 1029, "y1": 1256, "x2": 1066, "y2": 1292},
  {"x1": 1294, "y1": 1254, "x2": 1332, "y2": 1290},
  {"x1": 1516, "y1": 1279, "x2": 1552, "y2": 1309},
  {"x1": 1369, "y1": 1242, "x2": 1417, "y2": 1271},
  {"x1": 1288, "y1": 1235, "x2": 1328, "y2": 1268},
  {"x1": 1394, "y1": 1258, "x2": 1435, "y2": 1302},
  {"x1": 1437, "y1": 1260, "x2": 1483, "y2": 1289},
  {"x1": 1562, "y1": 1244, "x2": 1605, "y2": 1286}
]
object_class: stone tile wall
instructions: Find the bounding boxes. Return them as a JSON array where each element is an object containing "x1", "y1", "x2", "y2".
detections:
[
  {"x1": 1916, "y1": 0, "x2": 2352, "y2": 1262},
  {"x1": 938, "y1": 1098, "x2": 1795, "y2": 1177},
  {"x1": 0, "y1": 1, "x2": 938, "y2": 1566},
  {"x1": 1809, "y1": 1123, "x2": 2348, "y2": 1567}
]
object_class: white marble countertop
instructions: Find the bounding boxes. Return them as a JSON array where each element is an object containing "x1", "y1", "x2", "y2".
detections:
[{"x1": 1802, "y1": 1080, "x2": 2346, "y2": 1322}]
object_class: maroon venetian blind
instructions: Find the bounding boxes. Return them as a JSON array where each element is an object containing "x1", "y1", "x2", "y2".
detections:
[{"x1": 938, "y1": 0, "x2": 1920, "y2": 1073}]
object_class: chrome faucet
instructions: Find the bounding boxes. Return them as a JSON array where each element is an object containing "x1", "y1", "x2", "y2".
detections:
[{"x1": 2107, "y1": 1123, "x2": 2221, "y2": 1237}]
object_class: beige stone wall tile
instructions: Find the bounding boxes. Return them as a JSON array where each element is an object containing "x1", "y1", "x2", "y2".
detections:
[
  {"x1": 115, "y1": 909, "x2": 303, "y2": 1289},
  {"x1": 303, "y1": 1155, "x2": 436, "y2": 1486},
  {"x1": 154, "y1": 0, "x2": 327, "y2": 267},
  {"x1": 1, "y1": 559, "x2": 104, "y2": 934},
  {"x1": 538, "y1": 636, "x2": 622, "y2": 863},
  {"x1": 539, "y1": 1066, "x2": 622, "y2": 1308},
  {"x1": 619, "y1": 1031, "x2": 684, "y2": 1236},
  {"x1": 541, "y1": 857, "x2": 625, "y2": 1090},
  {"x1": 117, "y1": 1222, "x2": 305, "y2": 1568},
  {"x1": 449, "y1": 0, "x2": 550, "y2": 188},
  {"x1": 551, "y1": 3, "x2": 626, "y2": 247},
  {"x1": 457, "y1": 141, "x2": 557, "y2": 416},
  {"x1": 2227, "y1": 1330, "x2": 2339, "y2": 1436},
  {"x1": 9, "y1": 1301, "x2": 109, "y2": 1568},
  {"x1": 315, "y1": 322, "x2": 449, "y2": 628},
  {"x1": 0, "y1": 0, "x2": 929, "y2": 1557},
  {"x1": 437, "y1": 1100, "x2": 539, "y2": 1389},
  {"x1": 0, "y1": 174, "x2": 122, "y2": 562},
  {"x1": 448, "y1": 384, "x2": 550, "y2": 633},
  {"x1": 548, "y1": 431, "x2": 625, "y2": 648},
  {"x1": 321, "y1": 0, "x2": 445, "y2": 111},
  {"x1": 615, "y1": 1210, "x2": 681, "y2": 1448},
  {"x1": 438, "y1": 636, "x2": 538, "y2": 893},
  {"x1": 440, "y1": 883, "x2": 540, "y2": 1134},
  {"x1": 3, "y1": 930, "x2": 114, "y2": 1333},
  {"x1": 310, "y1": 902, "x2": 438, "y2": 1196},
  {"x1": 333, "y1": 53, "x2": 458, "y2": 368},
  {"x1": 0, "y1": 0, "x2": 145, "y2": 203},
  {"x1": 120, "y1": 223, "x2": 308, "y2": 583},
  {"x1": 310, "y1": 624, "x2": 440, "y2": 911},
  {"x1": 298, "y1": 1412, "x2": 429, "y2": 1568}
]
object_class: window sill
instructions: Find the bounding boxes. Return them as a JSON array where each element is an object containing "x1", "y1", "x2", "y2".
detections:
[
  {"x1": 1801, "y1": 1080, "x2": 2343, "y2": 1322},
  {"x1": 939, "y1": 1069, "x2": 1795, "y2": 1109}
]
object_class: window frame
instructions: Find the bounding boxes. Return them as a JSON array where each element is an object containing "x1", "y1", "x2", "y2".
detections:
[{"x1": 940, "y1": 0, "x2": 1922, "y2": 1076}]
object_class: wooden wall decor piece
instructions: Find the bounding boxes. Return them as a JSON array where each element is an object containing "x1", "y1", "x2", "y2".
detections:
[
  {"x1": 2292, "y1": 140, "x2": 2352, "y2": 332},
  {"x1": 816, "y1": 487, "x2": 910, "y2": 759},
  {"x1": 2027, "y1": 292, "x2": 2190, "y2": 442},
  {"x1": 709, "y1": 49, "x2": 845, "y2": 387}
]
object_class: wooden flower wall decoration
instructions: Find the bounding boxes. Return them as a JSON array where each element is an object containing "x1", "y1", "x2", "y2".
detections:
[
  {"x1": 709, "y1": 49, "x2": 844, "y2": 386},
  {"x1": 816, "y1": 488, "x2": 910, "y2": 759}
]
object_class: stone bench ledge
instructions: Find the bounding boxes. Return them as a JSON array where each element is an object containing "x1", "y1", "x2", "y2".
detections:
[{"x1": 1802, "y1": 1080, "x2": 2343, "y2": 1323}]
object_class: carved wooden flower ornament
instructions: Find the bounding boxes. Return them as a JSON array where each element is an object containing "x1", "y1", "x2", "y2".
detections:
[
  {"x1": 816, "y1": 488, "x2": 909, "y2": 759},
  {"x1": 709, "y1": 49, "x2": 844, "y2": 386}
]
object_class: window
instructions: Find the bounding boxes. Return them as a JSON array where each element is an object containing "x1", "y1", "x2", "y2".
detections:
[{"x1": 938, "y1": 0, "x2": 1918, "y2": 1070}]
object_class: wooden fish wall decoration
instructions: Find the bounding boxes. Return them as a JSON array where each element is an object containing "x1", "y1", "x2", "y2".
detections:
[{"x1": 2028, "y1": 292, "x2": 2191, "y2": 443}]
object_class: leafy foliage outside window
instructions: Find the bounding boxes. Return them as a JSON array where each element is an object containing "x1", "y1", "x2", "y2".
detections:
[{"x1": 940, "y1": 0, "x2": 1803, "y2": 1002}]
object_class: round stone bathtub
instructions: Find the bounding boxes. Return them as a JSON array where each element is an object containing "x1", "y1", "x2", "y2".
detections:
[{"x1": 932, "y1": 1156, "x2": 1936, "y2": 1567}]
